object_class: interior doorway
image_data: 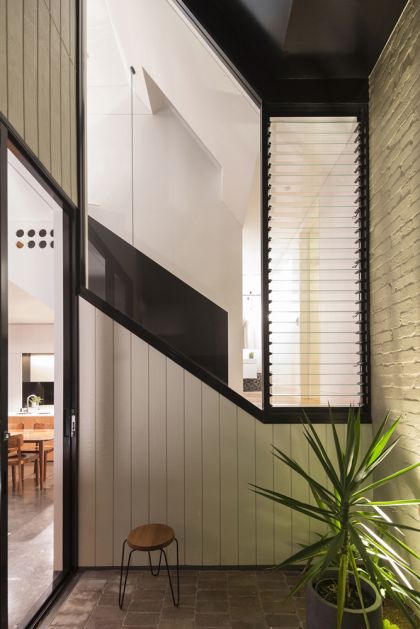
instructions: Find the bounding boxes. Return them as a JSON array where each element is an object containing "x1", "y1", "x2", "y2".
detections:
[{"x1": 0, "y1": 124, "x2": 78, "y2": 628}]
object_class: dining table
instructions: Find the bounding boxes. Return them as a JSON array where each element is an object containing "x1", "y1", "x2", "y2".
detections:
[{"x1": 10, "y1": 429, "x2": 54, "y2": 490}]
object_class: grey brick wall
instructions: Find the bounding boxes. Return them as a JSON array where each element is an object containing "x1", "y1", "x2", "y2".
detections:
[{"x1": 369, "y1": 0, "x2": 420, "y2": 549}]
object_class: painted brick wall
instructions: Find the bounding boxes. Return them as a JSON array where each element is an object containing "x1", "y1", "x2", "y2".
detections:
[
  {"x1": 0, "y1": 0, "x2": 77, "y2": 203},
  {"x1": 369, "y1": 0, "x2": 420, "y2": 550}
]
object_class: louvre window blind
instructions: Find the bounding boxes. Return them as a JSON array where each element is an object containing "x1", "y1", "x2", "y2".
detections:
[{"x1": 267, "y1": 116, "x2": 366, "y2": 407}]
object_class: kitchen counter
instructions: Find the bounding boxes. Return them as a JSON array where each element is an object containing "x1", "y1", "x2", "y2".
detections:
[
  {"x1": 9, "y1": 411, "x2": 54, "y2": 416},
  {"x1": 8, "y1": 412, "x2": 54, "y2": 429}
]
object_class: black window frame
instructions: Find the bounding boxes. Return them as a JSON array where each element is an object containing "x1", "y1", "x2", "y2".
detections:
[{"x1": 261, "y1": 104, "x2": 371, "y2": 424}]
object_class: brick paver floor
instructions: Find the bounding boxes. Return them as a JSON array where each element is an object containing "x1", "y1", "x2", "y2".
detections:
[{"x1": 44, "y1": 569, "x2": 306, "y2": 628}]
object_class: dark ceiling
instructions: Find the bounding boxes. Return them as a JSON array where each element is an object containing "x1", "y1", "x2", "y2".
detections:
[{"x1": 177, "y1": 0, "x2": 409, "y2": 104}]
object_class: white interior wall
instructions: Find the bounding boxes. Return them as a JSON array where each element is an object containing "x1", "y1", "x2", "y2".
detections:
[
  {"x1": 8, "y1": 324, "x2": 54, "y2": 413},
  {"x1": 242, "y1": 161, "x2": 262, "y2": 375},
  {"x1": 87, "y1": 102, "x2": 243, "y2": 391},
  {"x1": 87, "y1": 2, "x2": 245, "y2": 391},
  {"x1": 104, "y1": 0, "x2": 260, "y2": 225},
  {"x1": 8, "y1": 152, "x2": 55, "y2": 309}
]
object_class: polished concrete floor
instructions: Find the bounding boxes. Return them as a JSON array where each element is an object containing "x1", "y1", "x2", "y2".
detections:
[
  {"x1": 8, "y1": 462, "x2": 54, "y2": 628},
  {"x1": 42, "y1": 569, "x2": 306, "y2": 628}
]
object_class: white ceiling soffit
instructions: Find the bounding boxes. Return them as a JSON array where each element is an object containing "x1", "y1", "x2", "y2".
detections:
[
  {"x1": 87, "y1": 0, "x2": 156, "y2": 115},
  {"x1": 8, "y1": 281, "x2": 54, "y2": 324},
  {"x1": 104, "y1": 0, "x2": 260, "y2": 225}
]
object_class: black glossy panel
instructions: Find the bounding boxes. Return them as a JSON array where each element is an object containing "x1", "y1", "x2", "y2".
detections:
[
  {"x1": 178, "y1": 0, "x2": 408, "y2": 100},
  {"x1": 88, "y1": 218, "x2": 228, "y2": 384},
  {"x1": 22, "y1": 381, "x2": 54, "y2": 406}
]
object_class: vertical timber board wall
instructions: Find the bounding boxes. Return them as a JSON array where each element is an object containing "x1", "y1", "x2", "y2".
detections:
[
  {"x1": 369, "y1": 0, "x2": 420, "y2": 554},
  {"x1": 79, "y1": 299, "x2": 372, "y2": 567},
  {"x1": 0, "y1": 0, "x2": 77, "y2": 203}
]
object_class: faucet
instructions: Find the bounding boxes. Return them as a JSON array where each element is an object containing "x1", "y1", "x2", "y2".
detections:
[{"x1": 27, "y1": 394, "x2": 38, "y2": 413}]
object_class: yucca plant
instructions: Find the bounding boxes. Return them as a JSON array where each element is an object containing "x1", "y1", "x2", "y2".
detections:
[{"x1": 252, "y1": 408, "x2": 420, "y2": 629}]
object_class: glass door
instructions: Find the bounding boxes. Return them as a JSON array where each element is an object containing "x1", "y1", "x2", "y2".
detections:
[{"x1": 0, "y1": 121, "x2": 78, "y2": 628}]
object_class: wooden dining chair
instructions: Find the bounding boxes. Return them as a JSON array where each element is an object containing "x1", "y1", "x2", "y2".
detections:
[
  {"x1": 8, "y1": 434, "x2": 40, "y2": 495},
  {"x1": 34, "y1": 422, "x2": 54, "y2": 481},
  {"x1": 16, "y1": 422, "x2": 40, "y2": 478}
]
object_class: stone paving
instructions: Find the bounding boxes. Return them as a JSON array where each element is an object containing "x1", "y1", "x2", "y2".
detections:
[{"x1": 44, "y1": 569, "x2": 306, "y2": 628}]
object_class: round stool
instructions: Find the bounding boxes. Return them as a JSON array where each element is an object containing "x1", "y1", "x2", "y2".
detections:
[{"x1": 119, "y1": 523, "x2": 179, "y2": 608}]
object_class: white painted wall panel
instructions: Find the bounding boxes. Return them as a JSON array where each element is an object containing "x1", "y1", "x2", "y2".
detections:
[
  {"x1": 78, "y1": 301, "x2": 372, "y2": 567},
  {"x1": 184, "y1": 372, "x2": 203, "y2": 565},
  {"x1": 94, "y1": 310, "x2": 114, "y2": 565},
  {"x1": 255, "y1": 422, "x2": 274, "y2": 565},
  {"x1": 273, "y1": 424, "x2": 292, "y2": 563},
  {"x1": 166, "y1": 359, "x2": 185, "y2": 565},
  {"x1": 148, "y1": 347, "x2": 167, "y2": 525},
  {"x1": 220, "y1": 397, "x2": 238, "y2": 565},
  {"x1": 130, "y1": 335, "x2": 149, "y2": 567},
  {"x1": 237, "y1": 409, "x2": 256, "y2": 565},
  {"x1": 308, "y1": 423, "x2": 328, "y2": 542},
  {"x1": 78, "y1": 299, "x2": 96, "y2": 566},
  {"x1": 202, "y1": 384, "x2": 221, "y2": 565},
  {"x1": 113, "y1": 323, "x2": 132, "y2": 565},
  {"x1": 290, "y1": 424, "x2": 310, "y2": 554}
]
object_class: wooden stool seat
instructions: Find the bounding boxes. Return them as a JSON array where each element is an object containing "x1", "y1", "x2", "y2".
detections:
[
  {"x1": 119, "y1": 522, "x2": 179, "y2": 609},
  {"x1": 127, "y1": 524, "x2": 175, "y2": 552}
]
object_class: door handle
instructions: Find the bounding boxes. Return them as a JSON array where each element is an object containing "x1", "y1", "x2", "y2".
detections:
[{"x1": 3, "y1": 431, "x2": 10, "y2": 441}]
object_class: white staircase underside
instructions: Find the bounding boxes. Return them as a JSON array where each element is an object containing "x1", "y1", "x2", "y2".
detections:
[{"x1": 99, "y1": 0, "x2": 260, "y2": 225}]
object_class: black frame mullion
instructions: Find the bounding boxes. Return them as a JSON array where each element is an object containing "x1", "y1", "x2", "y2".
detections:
[
  {"x1": 357, "y1": 108, "x2": 371, "y2": 412},
  {"x1": 261, "y1": 108, "x2": 271, "y2": 412},
  {"x1": 77, "y1": 0, "x2": 87, "y2": 292},
  {"x1": 0, "y1": 120, "x2": 9, "y2": 629}
]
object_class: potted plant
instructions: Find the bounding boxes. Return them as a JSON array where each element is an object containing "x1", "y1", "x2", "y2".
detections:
[
  {"x1": 31, "y1": 395, "x2": 42, "y2": 408},
  {"x1": 252, "y1": 408, "x2": 420, "y2": 629}
]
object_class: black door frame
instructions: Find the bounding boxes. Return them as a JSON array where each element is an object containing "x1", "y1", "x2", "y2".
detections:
[{"x1": 0, "y1": 115, "x2": 79, "y2": 628}]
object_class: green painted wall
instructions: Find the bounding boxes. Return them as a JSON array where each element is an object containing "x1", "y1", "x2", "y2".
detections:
[{"x1": 0, "y1": 0, "x2": 77, "y2": 202}]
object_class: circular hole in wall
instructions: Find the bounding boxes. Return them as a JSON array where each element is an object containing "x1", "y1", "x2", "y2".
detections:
[
  {"x1": 50, "y1": 241, "x2": 54, "y2": 249},
  {"x1": 39, "y1": 240, "x2": 47, "y2": 249},
  {"x1": 50, "y1": 229, "x2": 54, "y2": 237},
  {"x1": 16, "y1": 241, "x2": 24, "y2": 249},
  {"x1": 27, "y1": 229, "x2": 35, "y2": 237},
  {"x1": 16, "y1": 229, "x2": 24, "y2": 237},
  {"x1": 39, "y1": 228, "x2": 47, "y2": 237},
  {"x1": 28, "y1": 240, "x2": 35, "y2": 249}
]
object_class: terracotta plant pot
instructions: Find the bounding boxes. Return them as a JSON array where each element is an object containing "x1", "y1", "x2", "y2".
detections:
[{"x1": 306, "y1": 569, "x2": 383, "y2": 629}]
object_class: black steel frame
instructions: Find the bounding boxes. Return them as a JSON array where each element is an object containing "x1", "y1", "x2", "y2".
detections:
[
  {"x1": 261, "y1": 103, "x2": 371, "y2": 424},
  {"x1": 0, "y1": 112, "x2": 79, "y2": 627},
  {"x1": 0, "y1": 117, "x2": 9, "y2": 629}
]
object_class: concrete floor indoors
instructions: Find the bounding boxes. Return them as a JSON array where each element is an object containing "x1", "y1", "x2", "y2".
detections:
[
  {"x1": 8, "y1": 462, "x2": 55, "y2": 629},
  {"x1": 39, "y1": 569, "x2": 306, "y2": 628}
]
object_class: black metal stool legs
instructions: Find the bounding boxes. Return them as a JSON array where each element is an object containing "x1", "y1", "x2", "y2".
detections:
[
  {"x1": 148, "y1": 549, "x2": 163, "y2": 576},
  {"x1": 119, "y1": 540, "x2": 135, "y2": 609},
  {"x1": 162, "y1": 537, "x2": 179, "y2": 607},
  {"x1": 118, "y1": 537, "x2": 180, "y2": 609}
]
